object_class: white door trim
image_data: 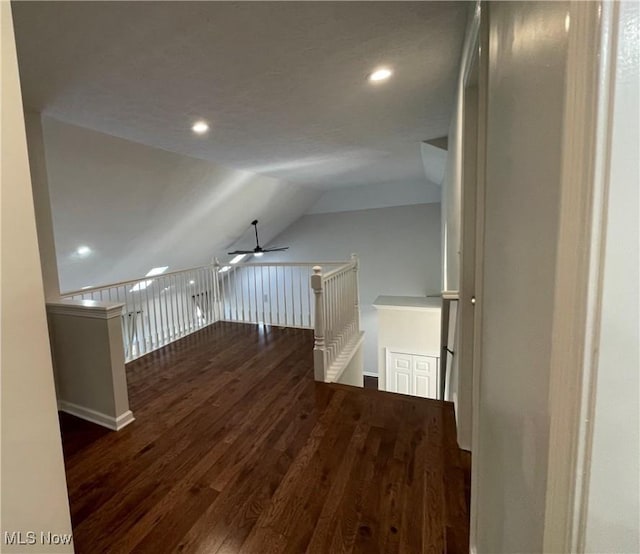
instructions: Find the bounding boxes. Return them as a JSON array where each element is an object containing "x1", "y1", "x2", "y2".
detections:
[
  {"x1": 543, "y1": 2, "x2": 618, "y2": 552},
  {"x1": 467, "y1": 2, "x2": 485, "y2": 551}
]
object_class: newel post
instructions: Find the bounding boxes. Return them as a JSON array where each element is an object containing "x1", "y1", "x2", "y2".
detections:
[
  {"x1": 351, "y1": 253, "x2": 360, "y2": 332},
  {"x1": 311, "y1": 266, "x2": 326, "y2": 381}
]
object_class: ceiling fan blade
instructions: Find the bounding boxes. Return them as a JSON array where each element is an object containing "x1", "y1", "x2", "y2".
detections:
[
  {"x1": 263, "y1": 247, "x2": 289, "y2": 252},
  {"x1": 227, "y1": 250, "x2": 254, "y2": 255}
]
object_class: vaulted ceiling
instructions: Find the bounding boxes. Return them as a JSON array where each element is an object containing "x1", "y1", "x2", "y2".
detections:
[{"x1": 13, "y1": 1, "x2": 468, "y2": 190}]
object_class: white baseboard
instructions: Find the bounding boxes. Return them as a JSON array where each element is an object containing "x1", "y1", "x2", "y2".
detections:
[
  {"x1": 363, "y1": 371, "x2": 378, "y2": 378},
  {"x1": 58, "y1": 400, "x2": 135, "y2": 431}
]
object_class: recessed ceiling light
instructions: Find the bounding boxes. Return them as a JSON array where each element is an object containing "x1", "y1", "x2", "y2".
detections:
[
  {"x1": 218, "y1": 266, "x2": 231, "y2": 273},
  {"x1": 369, "y1": 67, "x2": 393, "y2": 82},
  {"x1": 192, "y1": 120, "x2": 209, "y2": 134},
  {"x1": 76, "y1": 245, "x2": 92, "y2": 257}
]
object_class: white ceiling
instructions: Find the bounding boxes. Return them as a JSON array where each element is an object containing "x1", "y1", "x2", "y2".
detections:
[{"x1": 13, "y1": 1, "x2": 468, "y2": 190}]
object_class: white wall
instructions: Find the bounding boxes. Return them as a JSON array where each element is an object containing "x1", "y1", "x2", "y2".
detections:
[
  {"x1": 307, "y1": 180, "x2": 440, "y2": 215},
  {"x1": 0, "y1": 3, "x2": 73, "y2": 551},
  {"x1": 265, "y1": 203, "x2": 441, "y2": 374},
  {"x1": 441, "y1": 5, "x2": 474, "y2": 295},
  {"x1": 474, "y1": 2, "x2": 569, "y2": 552},
  {"x1": 585, "y1": 2, "x2": 640, "y2": 551},
  {"x1": 440, "y1": 3, "x2": 479, "y2": 449},
  {"x1": 39, "y1": 117, "x2": 320, "y2": 293},
  {"x1": 375, "y1": 304, "x2": 441, "y2": 388}
]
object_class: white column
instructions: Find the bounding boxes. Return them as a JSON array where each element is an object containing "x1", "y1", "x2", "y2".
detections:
[
  {"x1": 311, "y1": 266, "x2": 326, "y2": 381},
  {"x1": 47, "y1": 299, "x2": 134, "y2": 430}
]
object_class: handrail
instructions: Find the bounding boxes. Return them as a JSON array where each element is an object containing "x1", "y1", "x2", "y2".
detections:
[
  {"x1": 63, "y1": 261, "x2": 349, "y2": 297},
  {"x1": 231, "y1": 261, "x2": 348, "y2": 268},
  {"x1": 321, "y1": 261, "x2": 355, "y2": 281},
  {"x1": 62, "y1": 264, "x2": 216, "y2": 297},
  {"x1": 61, "y1": 258, "x2": 359, "y2": 365}
]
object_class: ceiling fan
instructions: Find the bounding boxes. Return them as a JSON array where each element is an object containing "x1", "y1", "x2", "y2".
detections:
[{"x1": 228, "y1": 220, "x2": 289, "y2": 257}]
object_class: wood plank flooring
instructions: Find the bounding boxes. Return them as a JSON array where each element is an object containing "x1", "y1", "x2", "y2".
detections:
[{"x1": 59, "y1": 321, "x2": 469, "y2": 553}]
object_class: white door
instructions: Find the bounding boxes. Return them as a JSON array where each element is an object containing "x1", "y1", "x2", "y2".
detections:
[
  {"x1": 387, "y1": 352, "x2": 412, "y2": 395},
  {"x1": 387, "y1": 352, "x2": 439, "y2": 399},
  {"x1": 413, "y1": 355, "x2": 438, "y2": 399}
]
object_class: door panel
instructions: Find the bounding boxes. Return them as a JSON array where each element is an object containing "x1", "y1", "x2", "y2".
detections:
[
  {"x1": 413, "y1": 355, "x2": 439, "y2": 398},
  {"x1": 387, "y1": 352, "x2": 412, "y2": 395},
  {"x1": 394, "y1": 371, "x2": 411, "y2": 396},
  {"x1": 414, "y1": 373, "x2": 431, "y2": 398}
]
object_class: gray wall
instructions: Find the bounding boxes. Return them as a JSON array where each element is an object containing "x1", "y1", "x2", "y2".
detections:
[
  {"x1": 308, "y1": 179, "x2": 440, "y2": 215},
  {"x1": 475, "y1": 2, "x2": 568, "y2": 552},
  {"x1": 266, "y1": 203, "x2": 442, "y2": 374}
]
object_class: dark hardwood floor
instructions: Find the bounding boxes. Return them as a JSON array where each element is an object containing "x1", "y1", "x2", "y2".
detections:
[{"x1": 59, "y1": 321, "x2": 469, "y2": 553}]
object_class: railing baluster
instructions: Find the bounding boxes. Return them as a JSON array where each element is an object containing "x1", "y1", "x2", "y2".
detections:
[
  {"x1": 226, "y1": 267, "x2": 231, "y2": 320},
  {"x1": 184, "y1": 272, "x2": 190, "y2": 332},
  {"x1": 206, "y1": 267, "x2": 213, "y2": 323},
  {"x1": 276, "y1": 266, "x2": 281, "y2": 325},
  {"x1": 161, "y1": 277, "x2": 169, "y2": 342},
  {"x1": 187, "y1": 272, "x2": 194, "y2": 331},
  {"x1": 187, "y1": 271, "x2": 193, "y2": 331},
  {"x1": 187, "y1": 271, "x2": 192, "y2": 331},
  {"x1": 253, "y1": 265, "x2": 258, "y2": 323},
  {"x1": 172, "y1": 274, "x2": 180, "y2": 337},
  {"x1": 260, "y1": 266, "x2": 265, "y2": 325},
  {"x1": 220, "y1": 265, "x2": 227, "y2": 320},
  {"x1": 211, "y1": 267, "x2": 218, "y2": 323},
  {"x1": 299, "y1": 267, "x2": 303, "y2": 327},
  {"x1": 143, "y1": 279, "x2": 152, "y2": 350},
  {"x1": 166, "y1": 277, "x2": 173, "y2": 340},
  {"x1": 235, "y1": 267, "x2": 241, "y2": 322},
  {"x1": 171, "y1": 274, "x2": 179, "y2": 337},
  {"x1": 131, "y1": 287, "x2": 140, "y2": 356},
  {"x1": 283, "y1": 267, "x2": 288, "y2": 326},
  {"x1": 267, "y1": 265, "x2": 272, "y2": 325},
  {"x1": 181, "y1": 273, "x2": 188, "y2": 334},
  {"x1": 244, "y1": 267, "x2": 250, "y2": 323},
  {"x1": 191, "y1": 271, "x2": 198, "y2": 329},
  {"x1": 308, "y1": 266, "x2": 312, "y2": 327}
]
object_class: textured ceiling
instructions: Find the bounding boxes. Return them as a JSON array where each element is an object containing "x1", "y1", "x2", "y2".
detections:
[{"x1": 13, "y1": 1, "x2": 468, "y2": 190}]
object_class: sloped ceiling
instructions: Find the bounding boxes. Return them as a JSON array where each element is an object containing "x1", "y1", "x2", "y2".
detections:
[
  {"x1": 13, "y1": 1, "x2": 468, "y2": 190},
  {"x1": 42, "y1": 117, "x2": 321, "y2": 292}
]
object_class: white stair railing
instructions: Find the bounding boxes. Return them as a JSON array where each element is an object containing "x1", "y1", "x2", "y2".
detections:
[
  {"x1": 311, "y1": 254, "x2": 362, "y2": 382},
  {"x1": 62, "y1": 265, "x2": 220, "y2": 361},
  {"x1": 61, "y1": 259, "x2": 355, "y2": 363},
  {"x1": 216, "y1": 261, "x2": 344, "y2": 329}
]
